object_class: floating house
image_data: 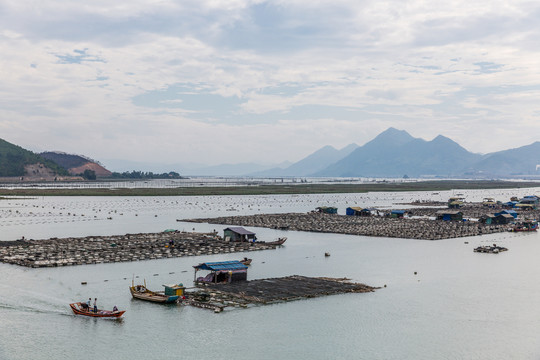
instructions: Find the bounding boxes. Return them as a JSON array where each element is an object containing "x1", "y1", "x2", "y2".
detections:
[
  {"x1": 223, "y1": 227, "x2": 257, "y2": 242},
  {"x1": 515, "y1": 203, "x2": 536, "y2": 211},
  {"x1": 390, "y1": 210, "x2": 406, "y2": 218},
  {"x1": 517, "y1": 196, "x2": 539, "y2": 209},
  {"x1": 436, "y1": 210, "x2": 464, "y2": 221},
  {"x1": 193, "y1": 260, "x2": 248, "y2": 284},
  {"x1": 346, "y1": 207, "x2": 374, "y2": 216},
  {"x1": 479, "y1": 214, "x2": 496, "y2": 225},
  {"x1": 502, "y1": 201, "x2": 517, "y2": 209},
  {"x1": 316, "y1": 206, "x2": 338, "y2": 214},
  {"x1": 494, "y1": 210, "x2": 517, "y2": 219},
  {"x1": 493, "y1": 213, "x2": 515, "y2": 225},
  {"x1": 482, "y1": 198, "x2": 499, "y2": 207},
  {"x1": 447, "y1": 197, "x2": 464, "y2": 209}
]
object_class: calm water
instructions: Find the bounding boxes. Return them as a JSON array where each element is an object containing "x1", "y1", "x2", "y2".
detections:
[{"x1": 1, "y1": 188, "x2": 540, "y2": 359}]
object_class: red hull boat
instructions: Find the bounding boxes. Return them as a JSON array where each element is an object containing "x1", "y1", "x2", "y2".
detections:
[{"x1": 69, "y1": 302, "x2": 125, "y2": 318}]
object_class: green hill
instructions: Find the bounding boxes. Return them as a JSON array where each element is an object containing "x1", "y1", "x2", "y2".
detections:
[
  {"x1": 0, "y1": 139, "x2": 68, "y2": 177},
  {"x1": 40, "y1": 152, "x2": 90, "y2": 169}
]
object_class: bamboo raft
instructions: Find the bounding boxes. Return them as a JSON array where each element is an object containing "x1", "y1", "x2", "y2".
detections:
[{"x1": 188, "y1": 275, "x2": 377, "y2": 311}]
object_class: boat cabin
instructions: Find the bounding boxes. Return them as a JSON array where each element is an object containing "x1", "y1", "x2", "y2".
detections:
[
  {"x1": 223, "y1": 227, "x2": 256, "y2": 242},
  {"x1": 163, "y1": 283, "x2": 185, "y2": 296},
  {"x1": 194, "y1": 260, "x2": 248, "y2": 284}
]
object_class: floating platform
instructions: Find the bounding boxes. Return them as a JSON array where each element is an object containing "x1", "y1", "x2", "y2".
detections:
[
  {"x1": 184, "y1": 212, "x2": 510, "y2": 240},
  {"x1": 187, "y1": 275, "x2": 377, "y2": 311},
  {"x1": 473, "y1": 244, "x2": 508, "y2": 254},
  {"x1": 0, "y1": 231, "x2": 283, "y2": 268}
]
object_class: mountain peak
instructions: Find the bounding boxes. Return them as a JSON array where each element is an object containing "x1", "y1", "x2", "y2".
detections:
[{"x1": 366, "y1": 128, "x2": 415, "y2": 148}]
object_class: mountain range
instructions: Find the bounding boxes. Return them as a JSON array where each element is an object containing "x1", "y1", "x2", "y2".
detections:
[{"x1": 2, "y1": 129, "x2": 540, "y2": 179}]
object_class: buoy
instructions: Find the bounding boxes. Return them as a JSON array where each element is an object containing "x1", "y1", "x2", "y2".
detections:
[
  {"x1": 81, "y1": 281, "x2": 87, "y2": 285},
  {"x1": 414, "y1": 272, "x2": 417, "y2": 275},
  {"x1": 324, "y1": 252, "x2": 330, "y2": 257}
]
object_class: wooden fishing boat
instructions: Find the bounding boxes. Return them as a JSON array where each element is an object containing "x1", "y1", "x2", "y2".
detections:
[
  {"x1": 129, "y1": 280, "x2": 182, "y2": 304},
  {"x1": 263, "y1": 237, "x2": 287, "y2": 246},
  {"x1": 239, "y1": 257, "x2": 252, "y2": 265},
  {"x1": 69, "y1": 302, "x2": 125, "y2": 318},
  {"x1": 510, "y1": 220, "x2": 538, "y2": 232}
]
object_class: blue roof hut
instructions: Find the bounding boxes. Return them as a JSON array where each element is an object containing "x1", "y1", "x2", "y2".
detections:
[{"x1": 193, "y1": 260, "x2": 248, "y2": 284}]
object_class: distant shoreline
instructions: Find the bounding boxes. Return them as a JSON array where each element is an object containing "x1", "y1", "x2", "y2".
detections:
[{"x1": 0, "y1": 180, "x2": 539, "y2": 196}]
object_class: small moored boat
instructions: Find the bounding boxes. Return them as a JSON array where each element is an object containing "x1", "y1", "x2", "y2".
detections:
[
  {"x1": 239, "y1": 257, "x2": 252, "y2": 265},
  {"x1": 129, "y1": 280, "x2": 184, "y2": 304},
  {"x1": 256, "y1": 237, "x2": 287, "y2": 246},
  {"x1": 69, "y1": 302, "x2": 125, "y2": 318},
  {"x1": 510, "y1": 220, "x2": 538, "y2": 232}
]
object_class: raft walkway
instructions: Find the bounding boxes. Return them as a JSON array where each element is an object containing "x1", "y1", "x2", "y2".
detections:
[
  {"x1": 188, "y1": 275, "x2": 376, "y2": 311},
  {"x1": 185, "y1": 212, "x2": 510, "y2": 240},
  {"x1": 0, "y1": 231, "x2": 281, "y2": 268}
]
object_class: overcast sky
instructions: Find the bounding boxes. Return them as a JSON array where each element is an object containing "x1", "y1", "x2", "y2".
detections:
[{"x1": 1, "y1": 0, "x2": 540, "y2": 166}]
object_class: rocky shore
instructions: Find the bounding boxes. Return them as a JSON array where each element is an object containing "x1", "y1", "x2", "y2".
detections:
[
  {"x1": 184, "y1": 212, "x2": 511, "y2": 240},
  {"x1": 0, "y1": 231, "x2": 281, "y2": 268}
]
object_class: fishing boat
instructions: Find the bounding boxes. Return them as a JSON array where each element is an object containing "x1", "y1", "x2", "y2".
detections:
[
  {"x1": 239, "y1": 257, "x2": 252, "y2": 265},
  {"x1": 69, "y1": 302, "x2": 125, "y2": 318},
  {"x1": 129, "y1": 279, "x2": 184, "y2": 304},
  {"x1": 510, "y1": 220, "x2": 538, "y2": 232},
  {"x1": 263, "y1": 237, "x2": 287, "y2": 246}
]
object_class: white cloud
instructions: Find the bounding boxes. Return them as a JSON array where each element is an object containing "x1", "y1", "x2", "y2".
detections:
[{"x1": 2, "y1": 0, "x2": 540, "y2": 165}]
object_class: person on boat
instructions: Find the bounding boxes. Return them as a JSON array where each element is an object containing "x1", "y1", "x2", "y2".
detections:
[
  {"x1": 93, "y1": 298, "x2": 98, "y2": 313},
  {"x1": 113, "y1": 305, "x2": 118, "y2": 312},
  {"x1": 81, "y1": 301, "x2": 89, "y2": 310},
  {"x1": 86, "y1": 298, "x2": 92, "y2": 311}
]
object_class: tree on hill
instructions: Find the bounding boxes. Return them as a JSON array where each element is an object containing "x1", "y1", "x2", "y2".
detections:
[
  {"x1": 110, "y1": 170, "x2": 183, "y2": 179},
  {"x1": 80, "y1": 169, "x2": 97, "y2": 180},
  {"x1": 40, "y1": 152, "x2": 90, "y2": 169}
]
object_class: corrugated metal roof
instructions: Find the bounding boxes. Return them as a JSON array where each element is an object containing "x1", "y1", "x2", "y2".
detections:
[
  {"x1": 224, "y1": 227, "x2": 256, "y2": 235},
  {"x1": 347, "y1": 207, "x2": 363, "y2": 211},
  {"x1": 193, "y1": 260, "x2": 248, "y2": 271}
]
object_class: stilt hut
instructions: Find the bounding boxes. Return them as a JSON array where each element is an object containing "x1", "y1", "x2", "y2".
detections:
[
  {"x1": 346, "y1": 207, "x2": 363, "y2": 216},
  {"x1": 346, "y1": 207, "x2": 374, "y2": 216},
  {"x1": 193, "y1": 260, "x2": 248, "y2": 284},
  {"x1": 436, "y1": 210, "x2": 463, "y2": 221},
  {"x1": 223, "y1": 227, "x2": 256, "y2": 242},
  {"x1": 316, "y1": 206, "x2": 338, "y2": 214},
  {"x1": 494, "y1": 210, "x2": 517, "y2": 219},
  {"x1": 448, "y1": 197, "x2": 464, "y2": 209},
  {"x1": 493, "y1": 213, "x2": 515, "y2": 225}
]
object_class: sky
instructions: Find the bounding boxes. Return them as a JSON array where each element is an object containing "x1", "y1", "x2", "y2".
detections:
[{"x1": 1, "y1": 0, "x2": 540, "y2": 168}]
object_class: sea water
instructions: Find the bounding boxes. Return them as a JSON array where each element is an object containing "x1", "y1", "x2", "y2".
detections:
[{"x1": 1, "y1": 187, "x2": 540, "y2": 359}]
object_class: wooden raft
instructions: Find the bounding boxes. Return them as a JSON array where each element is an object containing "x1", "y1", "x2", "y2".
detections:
[{"x1": 191, "y1": 275, "x2": 376, "y2": 308}]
